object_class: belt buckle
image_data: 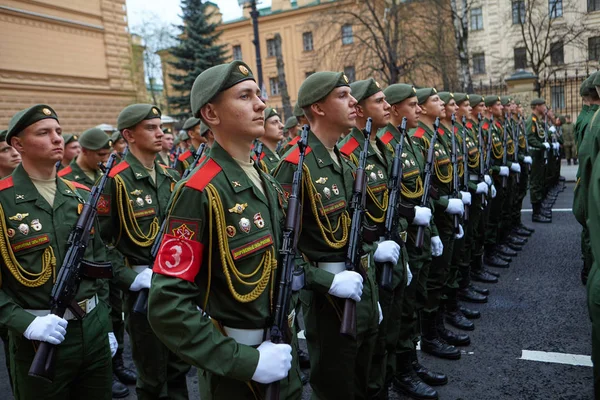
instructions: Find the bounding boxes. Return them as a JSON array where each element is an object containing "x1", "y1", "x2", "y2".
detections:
[
  {"x1": 77, "y1": 298, "x2": 88, "y2": 313},
  {"x1": 360, "y1": 254, "x2": 370, "y2": 271},
  {"x1": 400, "y1": 231, "x2": 408, "y2": 243}
]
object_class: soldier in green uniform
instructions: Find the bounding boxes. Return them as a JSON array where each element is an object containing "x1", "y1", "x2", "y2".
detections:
[
  {"x1": 111, "y1": 131, "x2": 128, "y2": 161},
  {"x1": 1, "y1": 104, "x2": 117, "y2": 399},
  {"x1": 278, "y1": 104, "x2": 308, "y2": 156},
  {"x1": 59, "y1": 133, "x2": 80, "y2": 171},
  {"x1": 147, "y1": 61, "x2": 300, "y2": 400},
  {"x1": 526, "y1": 98, "x2": 552, "y2": 223},
  {"x1": 575, "y1": 72, "x2": 599, "y2": 151},
  {"x1": 283, "y1": 116, "x2": 299, "y2": 144},
  {"x1": 274, "y1": 71, "x2": 401, "y2": 399},
  {"x1": 253, "y1": 107, "x2": 283, "y2": 173},
  {"x1": 562, "y1": 115, "x2": 576, "y2": 164},
  {"x1": 157, "y1": 129, "x2": 174, "y2": 166},
  {"x1": 98, "y1": 104, "x2": 189, "y2": 399},
  {"x1": 175, "y1": 117, "x2": 207, "y2": 175}
]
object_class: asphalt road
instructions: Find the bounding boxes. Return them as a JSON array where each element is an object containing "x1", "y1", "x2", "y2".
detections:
[{"x1": 0, "y1": 182, "x2": 593, "y2": 399}]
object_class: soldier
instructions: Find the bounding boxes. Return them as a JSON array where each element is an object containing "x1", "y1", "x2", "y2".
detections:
[
  {"x1": 174, "y1": 117, "x2": 207, "y2": 175},
  {"x1": 59, "y1": 133, "x2": 80, "y2": 171},
  {"x1": 98, "y1": 104, "x2": 189, "y2": 399},
  {"x1": 158, "y1": 129, "x2": 174, "y2": 166},
  {"x1": 0, "y1": 129, "x2": 21, "y2": 178},
  {"x1": 575, "y1": 72, "x2": 599, "y2": 151},
  {"x1": 278, "y1": 104, "x2": 309, "y2": 156},
  {"x1": 111, "y1": 131, "x2": 128, "y2": 160},
  {"x1": 284, "y1": 116, "x2": 299, "y2": 141},
  {"x1": 253, "y1": 107, "x2": 283, "y2": 173},
  {"x1": 200, "y1": 122, "x2": 215, "y2": 149},
  {"x1": 526, "y1": 98, "x2": 552, "y2": 223},
  {"x1": 274, "y1": 71, "x2": 401, "y2": 399},
  {"x1": 0, "y1": 104, "x2": 117, "y2": 399},
  {"x1": 562, "y1": 115, "x2": 576, "y2": 165},
  {"x1": 148, "y1": 61, "x2": 300, "y2": 399}
]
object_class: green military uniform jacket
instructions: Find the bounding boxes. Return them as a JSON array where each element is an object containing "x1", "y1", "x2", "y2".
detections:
[
  {"x1": 253, "y1": 144, "x2": 280, "y2": 174},
  {"x1": 525, "y1": 113, "x2": 547, "y2": 153},
  {"x1": 574, "y1": 107, "x2": 600, "y2": 226},
  {"x1": 576, "y1": 105, "x2": 599, "y2": 151},
  {"x1": 0, "y1": 165, "x2": 108, "y2": 333},
  {"x1": 175, "y1": 146, "x2": 196, "y2": 176},
  {"x1": 57, "y1": 160, "x2": 100, "y2": 188},
  {"x1": 464, "y1": 119, "x2": 487, "y2": 186},
  {"x1": 481, "y1": 118, "x2": 515, "y2": 176},
  {"x1": 278, "y1": 136, "x2": 301, "y2": 158}
]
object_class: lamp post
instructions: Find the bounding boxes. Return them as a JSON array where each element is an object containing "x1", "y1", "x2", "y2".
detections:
[{"x1": 238, "y1": 0, "x2": 264, "y2": 92}]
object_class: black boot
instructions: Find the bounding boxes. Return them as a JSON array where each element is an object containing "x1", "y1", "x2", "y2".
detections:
[
  {"x1": 505, "y1": 241, "x2": 523, "y2": 251},
  {"x1": 445, "y1": 298, "x2": 475, "y2": 331},
  {"x1": 436, "y1": 309, "x2": 471, "y2": 345},
  {"x1": 393, "y1": 358, "x2": 439, "y2": 400},
  {"x1": 420, "y1": 312, "x2": 461, "y2": 360},
  {"x1": 459, "y1": 305, "x2": 481, "y2": 319},
  {"x1": 512, "y1": 227, "x2": 532, "y2": 237},
  {"x1": 112, "y1": 375, "x2": 129, "y2": 398},
  {"x1": 532, "y1": 203, "x2": 551, "y2": 223},
  {"x1": 483, "y1": 267, "x2": 500, "y2": 277},
  {"x1": 469, "y1": 283, "x2": 490, "y2": 296},
  {"x1": 471, "y1": 269, "x2": 499, "y2": 283},
  {"x1": 507, "y1": 234, "x2": 527, "y2": 245},
  {"x1": 567, "y1": 159, "x2": 571, "y2": 165},
  {"x1": 113, "y1": 350, "x2": 137, "y2": 384},
  {"x1": 496, "y1": 244, "x2": 517, "y2": 257},
  {"x1": 519, "y1": 223, "x2": 535, "y2": 233},
  {"x1": 410, "y1": 349, "x2": 448, "y2": 386},
  {"x1": 457, "y1": 287, "x2": 488, "y2": 304}
]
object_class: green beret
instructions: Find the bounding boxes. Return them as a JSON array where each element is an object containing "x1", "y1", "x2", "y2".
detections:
[
  {"x1": 110, "y1": 131, "x2": 123, "y2": 143},
  {"x1": 182, "y1": 117, "x2": 201, "y2": 131},
  {"x1": 530, "y1": 98, "x2": 546, "y2": 106},
  {"x1": 284, "y1": 116, "x2": 298, "y2": 131},
  {"x1": 416, "y1": 88, "x2": 438, "y2": 105},
  {"x1": 453, "y1": 93, "x2": 469, "y2": 105},
  {"x1": 383, "y1": 84, "x2": 417, "y2": 105},
  {"x1": 179, "y1": 131, "x2": 190, "y2": 141},
  {"x1": 63, "y1": 134, "x2": 78, "y2": 145},
  {"x1": 468, "y1": 94, "x2": 484, "y2": 107},
  {"x1": 484, "y1": 95, "x2": 501, "y2": 107},
  {"x1": 117, "y1": 104, "x2": 161, "y2": 131},
  {"x1": 190, "y1": 60, "x2": 255, "y2": 117},
  {"x1": 200, "y1": 122, "x2": 210, "y2": 136},
  {"x1": 174, "y1": 136, "x2": 180, "y2": 146},
  {"x1": 293, "y1": 103, "x2": 304, "y2": 118},
  {"x1": 437, "y1": 92, "x2": 453, "y2": 104},
  {"x1": 500, "y1": 96, "x2": 512, "y2": 106},
  {"x1": 0, "y1": 130, "x2": 7, "y2": 142},
  {"x1": 264, "y1": 107, "x2": 279, "y2": 121},
  {"x1": 349, "y1": 78, "x2": 381, "y2": 103},
  {"x1": 514, "y1": 99, "x2": 522, "y2": 106},
  {"x1": 297, "y1": 71, "x2": 350, "y2": 108},
  {"x1": 7, "y1": 104, "x2": 59, "y2": 145},
  {"x1": 79, "y1": 127, "x2": 112, "y2": 151},
  {"x1": 558, "y1": 116, "x2": 566, "y2": 124}
]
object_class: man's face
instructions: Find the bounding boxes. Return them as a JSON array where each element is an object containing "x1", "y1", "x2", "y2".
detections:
[
  {"x1": 0, "y1": 140, "x2": 21, "y2": 176},
  {"x1": 320, "y1": 86, "x2": 358, "y2": 131},
  {"x1": 83, "y1": 147, "x2": 111, "y2": 168},
  {"x1": 358, "y1": 91, "x2": 390, "y2": 129},
  {"x1": 457, "y1": 100, "x2": 472, "y2": 119},
  {"x1": 264, "y1": 115, "x2": 284, "y2": 142},
  {"x1": 113, "y1": 138, "x2": 127, "y2": 154},
  {"x1": 393, "y1": 97, "x2": 421, "y2": 129},
  {"x1": 11, "y1": 119, "x2": 64, "y2": 163},
  {"x1": 472, "y1": 102, "x2": 486, "y2": 118},
  {"x1": 123, "y1": 118, "x2": 164, "y2": 154},
  {"x1": 189, "y1": 125, "x2": 207, "y2": 144},
  {"x1": 445, "y1": 98, "x2": 458, "y2": 119},
  {"x1": 517, "y1": 105, "x2": 524, "y2": 115},
  {"x1": 64, "y1": 140, "x2": 81, "y2": 161},
  {"x1": 491, "y1": 102, "x2": 503, "y2": 118},
  {"x1": 422, "y1": 95, "x2": 445, "y2": 119},
  {"x1": 289, "y1": 124, "x2": 300, "y2": 137},
  {"x1": 162, "y1": 133, "x2": 174, "y2": 152}
]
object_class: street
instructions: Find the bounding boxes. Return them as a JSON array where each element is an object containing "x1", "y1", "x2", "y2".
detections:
[{"x1": 0, "y1": 179, "x2": 593, "y2": 400}]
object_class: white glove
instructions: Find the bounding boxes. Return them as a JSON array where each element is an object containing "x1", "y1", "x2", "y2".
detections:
[
  {"x1": 484, "y1": 174, "x2": 492, "y2": 186},
  {"x1": 251, "y1": 341, "x2": 292, "y2": 384},
  {"x1": 510, "y1": 163, "x2": 521, "y2": 173},
  {"x1": 476, "y1": 182, "x2": 488, "y2": 194},
  {"x1": 431, "y1": 236, "x2": 444, "y2": 257},
  {"x1": 445, "y1": 198, "x2": 464, "y2": 216},
  {"x1": 377, "y1": 302, "x2": 383, "y2": 325},
  {"x1": 553, "y1": 142, "x2": 560, "y2": 151},
  {"x1": 412, "y1": 206, "x2": 431, "y2": 226},
  {"x1": 543, "y1": 142, "x2": 551, "y2": 150},
  {"x1": 406, "y1": 263, "x2": 413, "y2": 286},
  {"x1": 23, "y1": 315, "x2": 68, "y2": 345},
  {"x1": 328, "y1": 270, "x2": 363, "y2": 302},
  {"x1": 524, "y1": 156, "x2": 532, "y2": 164},
  {"x1": 491, "y1": 184, "x2": 497, "y2": 198},
  {"x1": 499, "y1": 166, "x2": 509, "y2": 176},
  {"x1": 454, "y1": 224, "x2": 464, "y2": 239},
  {"x1": 549, "y1": 126, "x2": 557, "y2": 133},
  {"x1": 374, "y1": 240, "x2": 401, "y2": 265},
  {"x1": 108, "y1": 332, "x2": 118, "y2": 357},
  {"x1": 460, "y1": 191, "x2": 472, "y2": 206},
  {"x1": 129, "y1": 268, "x2": 152, "y2": 291}
]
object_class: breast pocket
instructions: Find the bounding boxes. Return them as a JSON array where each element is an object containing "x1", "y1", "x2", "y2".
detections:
[{"x1": 225, "y1": 211, "x2": 274, "y2": 263}]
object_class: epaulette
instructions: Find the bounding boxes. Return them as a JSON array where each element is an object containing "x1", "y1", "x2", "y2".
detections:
[
  {"x1": 69, "y1": 180, "x2": 91, "y2": 191},
  {"x1": 0, "y1": 176, "x2": 14, "y2": 191},
  {"x1": 178, "y1": 150, "x2": 192, "y2": 161},
  {"x1": 380, "y1": 130, "x2": 394, "y2": 145},
  {"x1": 437, "y1": 128, "x2": 445, "y2": 136},
  {"x1": 466, "y1": 121, "x2": 473, "y2": 129},
  {"x1": 185, "y1": 158, "x2": 222, "y2": 192},
  {"x1": 288, "y1": 136, "x2": 301, "y2": 147},
  {"x1": 453, "y1": 126, "x2": 459, "y2": 134},
  {"x1": 494, "y1": 120, "x2": 502, "y2": 128},
  {"x1": 413, "y1": 127, "x2": 426, "y2": 138},
  {"x1": 482, "y1": 122, "x2": 489, "y2": 130},
  {"x1": 339, "y1": 137, "x2": 360, "y2": 157},
  {"x1": 57, "y1": 165, "x2": 72, "y2": 177},
  {"x1": 284, "y1": 146, "x2": 313, "y2": 165},
  {"x1": 108, "y1": 161, "x2": 130, "y2": 178}
]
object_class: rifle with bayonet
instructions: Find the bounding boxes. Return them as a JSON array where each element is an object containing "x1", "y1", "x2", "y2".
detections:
[
  {"x1": 485, "y1": 116, "x2": 494, "y2": 174},
  {"x1": 450, "y1": 114, "x2": 461, "y2": 235},
  {"x1": 477, "y1": 113, "x2": 487, "y2": 205},
  {"x1": 171, "y1": 146, "x2": 182, "y2": 169},
  {"x1": 543, "y1": 112, "x2": 549, "y2": 164},
  {"x1": 415, "y1": 117, "x2": 440, "y2": 248},
  {"x1": 502, "y1": 114, "x2": 509, "y2": 189},
  {"x1": 512, "y1": 116, "x2": 520, "y2": 184},
  {"x1": 461, "y1": 116, "x2": 470, "y2": 222}
]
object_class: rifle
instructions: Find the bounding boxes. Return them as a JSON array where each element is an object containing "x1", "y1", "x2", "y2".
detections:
[
  {"x1": 460, "y1": 116, "x2": 470, "y2": 222},
  {"x1": 132, "y1": 143, "x2": 206, "y2": 314},
  {"x1": 485, "y1": 116, "x2": 494, "y2": 173},
  {"x1": 171, "y1": 146, "x2": 182, "y2": 169},
  {"x1": 415, "y1": 117, "x2": 440, "y2": 248},
  {"x1": 29, "y1": 154, "x2": 117, "y2": 382},
  {"x1": 450, "y1": 114, "x2": 460, "y2": 235},
  {"x1": 275, "y1": 139, "x2": 283, "y2": 154},
  {"x1": 477, "y1": 113, "x2": 487, "y2": 205},
  {"x1": 380, "y1": 117, "x2": 407, "y2": 291},
  {"x1": 340, "y1": 117, "x2": 372, "y2": 338},
  {"x1": 543, "y1": 112, "x2": 549, "y2": 164},
  {"x1": 519, "y1": 114, "x2": 531, "y2": 173},
  {"x1": 512, "y1": 116, "x2": 520, "y2": 184},
  {"x1": 264, "y1": 127, "x2": 309, "y2": 400},
  {"x1": 502, "y1": 114, "x2": 509, "y2": 189}
]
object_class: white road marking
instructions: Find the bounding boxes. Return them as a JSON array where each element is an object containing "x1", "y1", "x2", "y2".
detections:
[
  {"x1": 519, "y1": 350, "x2": 592, "y2": 367},
  {"x1": 521, "y1": 208, "x2": 572, "y2": 212}
]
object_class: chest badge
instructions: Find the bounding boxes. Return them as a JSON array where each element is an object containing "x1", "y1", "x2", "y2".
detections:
[
  {"x1": 378, "y1": 170, "x2": 384, "y2": 179},
  {"x1": 226, "y1": 225, "x2": 236, "y2": 238},
  {"x1": 18, "y1": 223, "x2": 29, "y2": 235},
  {"x1": 317, "y1": 158, "x2": 324, "y2": 165},
  {"x1": 232, "y1": 181, "x2": 242, "y2": 188},
  {"x1": 30, "y1": 219, "x2": 42, "y2": 232},
  {"x1": 239, "y1": 217, "x2": 251, "y2": 233},
  {"x1": 136, "y1": 197, "x2": 144, "y2": 207},
  {"x1": 229, "y1": 203, "x2": 248, "y2": 214},
  {"x1": 9, "y1": 213, "x2": 29, "y2": 222},
  {"x1": 74, "y1": 175, "x2": 81, "y2": 179},
  {"x1": 16, "y1": 194, "x2": 25, "y2": 200},
  {"x1": 145, "y1": 195, "x2": 152, "y2": 204},
  {"x1": 253, "y1": 213, "x2": 265, "y2": 229},
  {"x1": 366, "y1": 164, "x2": 375, "y2": 171},
  {"x1": 315, "y1": 177, "x2": 328, "y2": 185},
  {"x1": 131, "y1": 189, "x2": 143, "y2": 196},
  {"x1": 323, "y1": 187, "x2": 331, "y2": 199},
  {"x1": 135, "y1": 173, "x2": 143, "y2": 178},
  {"x1": 405, "y1": 160, "x2": 411, "y2": 167},
  {"x1": 332, "y1": 184, "x2": 339, "y2": 196},
  {"x1": 370, "y1": 172, "x2": 377, "y2": 181},
  {"x1": 7, "y1": 228, "x2": 15, "y2": 238}
]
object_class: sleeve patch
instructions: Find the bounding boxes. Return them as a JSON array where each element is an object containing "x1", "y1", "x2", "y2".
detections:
[
  {"x1": 154, "y1": 234, "x2": 203, "y2": 282},
  {"x1": 168, "y1": 218, "x2": 200, "y2": 241},
  {"x1": 97, "y1": 194, "x2": 110, "y2": 215}
]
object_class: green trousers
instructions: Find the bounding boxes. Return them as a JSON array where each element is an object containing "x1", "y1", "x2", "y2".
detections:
[
  {"x1": 125, "y1": 292, "x2": 190, "y2": 400},
  {"x1": 485, "y1": 178, "x2": 506, "y2": 249},
  {"x1": 1, "y1": 325, "x2": 12, "y2": 392},
  {"x1": 587, "y1": 263, "x2": 600, "y2": 397},
  {"x1": 530, "y1": 150, "x2": 546, "y2": 204},
  {"x1": 109, "y1": 282, "x2": 124, "y2": 351},
  {"x1": 582, "y1": 227, "x2": 594, "y2": 281},
  {"x1": 457, "y1": 194, "x2": 484, "y2": 287},
  {"x1": 425, "y1": 211, "x2": 455, "y2": 314},
  {"x1": 10, "y1": 302, "x2": 112, "y2": 400},
  {"x1": 500, "y1": 176, "x2": 517, "y2": 237},
  {"x1": 512, "y1": 166, "x2": 529, "y2": 227}
]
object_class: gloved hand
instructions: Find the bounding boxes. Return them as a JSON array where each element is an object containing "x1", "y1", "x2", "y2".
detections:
[
  {"x1": 524, "y1": 156, "x2": 532, "y2": 164},
  {"x1": 445, "y1": 198, "x2": 464, "y2": 216},
  {"x1": 499, "y1": 166, "x2": 509, "y2": 176},
  {"x1": 491, "y1": 184, "x2": 497, "y2": 198},
  {"x1": 129, "y1": 268, "x2": 152, "y2": 291},
  {"x1": 460, "y1": 191, "x2": 472, "y2": 205},
  {"x1": 476, "y1": 182, "x2": 488, "y2": 194},
  {"x1": 553, "y1": 142, "x2": 560, "y2": 151},
  {"x1": 412, "y1": 206, "x2": 432, "y2": 226},
  {"x1": 484, "y1": 174, "x2": 492, "y2": 186},
  {"x1": 377, "y1": 302, "x2": 383, "y2": 325},
  {"x1": 251, "y1": 341, "x2": 292, "y2": 384},
  {"x1": 328, "y1": 270, "x2": 363, "y2": 301},
  {"x1": 510, "y1": 163, "x2": 521, "y2": 173},
  {"x1": 431, "y1": 236, "x2": 444, "y2": 257},
  {"x1": 24, "y1": 314, "x2": 68, "y2": 345},
  {"x1": 108, "y1": 332, "x2": 118, "y2": 357},
  {"x1": 374, "y1": 240, "x2": 401, "y2": 265},
  {"x1": 406, "y1": 263, "x2": 413, "y2": 286},
  {"x1": 455, "y1": 224, "x2": 464, "y2": 239},
  {"x1": 549, "y1": 126, "x2": 557, "y2": 133},
  {"x1": 543, "y1": 142, "x2": 551, "y2": 150}
]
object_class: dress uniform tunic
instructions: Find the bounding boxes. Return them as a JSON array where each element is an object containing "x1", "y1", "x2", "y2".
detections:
[
  {"x1": 253, "y1": 145, "x2": 280, "y2": 174},
  {"x1": 525, "y1": 113, "x2": 547, "y2": 205}
]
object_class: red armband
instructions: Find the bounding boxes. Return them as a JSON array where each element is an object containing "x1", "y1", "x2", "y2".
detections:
[{"x1": 154, "y1": 234, "x2": 203, "y2": 282}]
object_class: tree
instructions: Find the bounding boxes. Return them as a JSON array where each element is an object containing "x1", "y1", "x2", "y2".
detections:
[
  {"x1": 273, "y1": 33, "x2": 293, "y2": 119},
  {"x1": 168, "y1": 0, "x2": 227, "y2": 118}
]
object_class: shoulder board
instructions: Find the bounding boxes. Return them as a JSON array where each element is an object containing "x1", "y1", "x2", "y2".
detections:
[
  {"x1": 453, "y1": 126, "x2": 459, "y2": 134},
  {"x1": 185, "y1": 158, "x2": 222, "y2": 192},
  {"x1": 108, "y1": 161, "x2": 130, "y2": 178},
  {"x1": 482, "y1": 122, "x2": 489, "y2": 130},
  {"x1": 437, "y1": 128, "x2": 445, "y2": 136},
  {"x1": 380, "y1": 130, "x2": 394, "y2": 145},
  {"x1": 57, "y1": 165, "x2": 72, "y2": 177},
  {"x1": 413, "y1": 127, "x2": 426, "y2": 138},
  {"x1": 0, "y1": 176, "x2": 14, "y2": 191},
  {"x1": 288, "y1": 136, "x2": 301, "y2": 146},
  {"x1": 178, "y1": 150, "x2": 192, "y2": 162},
  {"x1": 339, "y1": 137, "x2": 360, "y2": 157},
  {"x1": 284, "y1": 146, "x2": 313, "y2": 165},
  {"x1": 69, "y1": 180, "x2": 91, "y2": 191},
  {"x1": 532, "y1": 116, "x2": 537, "y2": 122},
  {"x1": 466, "y1": 121, "x2": 473, "y2": 129},
  {"x1": 494, "y1": 121, "x2": 502, "y2": 128}
]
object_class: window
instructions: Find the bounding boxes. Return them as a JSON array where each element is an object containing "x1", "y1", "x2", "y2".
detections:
[
  {"x1": 266, "y1": 39, "x2": 277, "y2": 57},
  {"x1": 589, "y1": 36, "x2": 600, "y2": 61},
  {"x1": 232, "y1": 45, "x2": 242, "y2": 60},
  {"x1": 269, "y1": 77, "x2": 280, "y2": 96},
  {"x1": 302, "y1": 32, "x2": 314, "y2": 51},
  {"x1": 549, "y1": 0, "x2": 563, "y2": 18},
  {"x1": 305, "y1": 71, "x2": 315, "y2": 78},
  {"x1": 550, "y1": 41, "x2": 564, "y2": 65},
  {"x1": 514, "y1": 47, "x2": 527, "y2": 69},
  {"x1": 551, "y1": 85, "x2": 565, "y2": 109},
  {"x1": 342, "y1": 24, "x2": 353, "y2": 45},
  {"x1": 470, "y1": 7, "x2": 483, "y2": 30},
  {"x1": 512, "y1": 0, "x2": 526, "y2": 24},
  {"x1": 472, "y1": 53, "x2": 486, "y2": 74},
  {"x1": 590, "y1": 0, "x2": 600, "y2": 12},
  {"x1": 343, "y1": 65, "x2": 356, "y2": 82}
]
